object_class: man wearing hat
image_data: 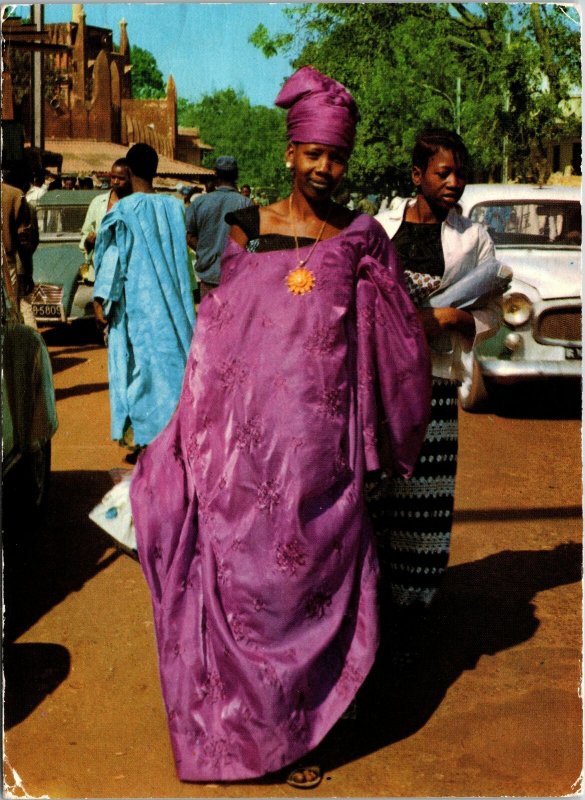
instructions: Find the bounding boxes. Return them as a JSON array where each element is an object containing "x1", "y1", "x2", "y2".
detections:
[{"x1": 185, "y1": 155, "x2": 251, "y2": 299}]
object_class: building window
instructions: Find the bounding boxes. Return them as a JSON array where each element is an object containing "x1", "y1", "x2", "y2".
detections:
[{"x1": 552, "y1": 145, "x2": 561, "y2": 174}]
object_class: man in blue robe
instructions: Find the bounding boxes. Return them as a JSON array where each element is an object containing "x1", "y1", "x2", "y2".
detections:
[{"x1": 93, "y1": 144, "x2": 195, "y2": 461}]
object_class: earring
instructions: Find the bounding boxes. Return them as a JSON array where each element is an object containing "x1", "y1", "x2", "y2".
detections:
[{"x1": 285, "y1": 161, "x2": 293, "y2": 169}]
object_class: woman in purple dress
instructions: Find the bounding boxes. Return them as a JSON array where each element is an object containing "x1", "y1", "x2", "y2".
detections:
[{"x1": 130, "y1": 67, "x2": 431, "y2": 786}]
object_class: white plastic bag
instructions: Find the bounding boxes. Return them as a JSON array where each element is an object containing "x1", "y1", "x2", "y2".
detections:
[{"x1": 89, "y1": 476, "x2": 137, "y2": 554}]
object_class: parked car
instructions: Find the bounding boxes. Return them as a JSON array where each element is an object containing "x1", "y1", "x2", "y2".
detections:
[
  {"x1": 2, "y1": 274, "x2": 58, "y2": 514},
  {"x1": 457, "y1": 183, "x2": 581, "y2": 410},
  {"x1": 30, "y1": 189, "x2": 103, "y2": 325}
]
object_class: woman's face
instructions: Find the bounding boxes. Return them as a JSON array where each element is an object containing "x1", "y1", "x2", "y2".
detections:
[
  {"x1": 288, "y1": 142, "x2": 349, "y2": 200},
  {"x1": 413, "y1": 147, "x2": 467, "y2": 211}
]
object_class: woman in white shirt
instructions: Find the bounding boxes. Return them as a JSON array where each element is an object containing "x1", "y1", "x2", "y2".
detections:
[{"x1": 370, "y1": 128, "x2": 508, "y2": 666}]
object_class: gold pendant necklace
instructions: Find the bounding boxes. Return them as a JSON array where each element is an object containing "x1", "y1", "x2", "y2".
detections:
[{"x1": 286, "y1": 195, "x2": 330, "y2": 295}]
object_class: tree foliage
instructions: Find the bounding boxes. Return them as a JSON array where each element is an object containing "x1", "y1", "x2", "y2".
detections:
[
  {"x1": 130, "y1": 45, "x2": 166, "y2": 99},
  {"x1": 178, "y1": 89, "x2": 290, "y2": 195},
  {"x1": 126, "y1": 44, "x2": 290, "y2": 194},
  {"x1": 250, "y1": 3, "x2": 581, "y2": 192}
]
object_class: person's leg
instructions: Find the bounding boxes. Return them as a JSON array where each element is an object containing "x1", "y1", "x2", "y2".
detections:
[
  {"x1": 20, "y1": 293, "x2": 38, "y2": 329},
  {"x1": 366, "y1": 379, "x2": 458, "y2": 660}
]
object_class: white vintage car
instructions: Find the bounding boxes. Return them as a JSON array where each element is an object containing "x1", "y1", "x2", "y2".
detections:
[{"x1": 457, "y1": 183, "x2": 581, "y2": 410}]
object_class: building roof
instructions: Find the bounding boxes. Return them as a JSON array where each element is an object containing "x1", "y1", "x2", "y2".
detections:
[
  {"x1": 178, "y1": 127, "x2": 214, "y2": 151},
  {"x1": 46, "y1": 139, "x2": 215, "y2": 179},
  {"x1": 2, "y1": 19, "x2": 70, "y2": 52}
]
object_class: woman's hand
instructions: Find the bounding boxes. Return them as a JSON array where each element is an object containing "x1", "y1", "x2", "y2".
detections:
[
  {"x1": 418, "y1": 307, "x2": 475, "y2": 340},
  {"x1": 84, "y1": 230, "x2": 97, "y2": 251}
]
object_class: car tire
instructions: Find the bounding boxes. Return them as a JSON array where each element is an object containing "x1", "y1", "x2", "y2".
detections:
[{"x1": 459, "y1": 357, "x2": 490, "y2": 412}]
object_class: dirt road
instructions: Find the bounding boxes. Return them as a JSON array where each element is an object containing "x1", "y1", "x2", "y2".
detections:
[{"x1": 3, "y1": 323, "x2": 582, "y2": 798}]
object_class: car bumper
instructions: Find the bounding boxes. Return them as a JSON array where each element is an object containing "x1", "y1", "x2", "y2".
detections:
[
  {"x1": 32, "y1": 282, "x2": 95, "y2": 323},
  {"x1": 479, "y1": 357, "x2": 582, "y2": 383}
]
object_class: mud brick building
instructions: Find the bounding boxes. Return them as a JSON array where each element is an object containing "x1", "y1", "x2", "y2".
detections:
[{"x1": 3, "y1": 4, "x2": 212, "y2": 182}]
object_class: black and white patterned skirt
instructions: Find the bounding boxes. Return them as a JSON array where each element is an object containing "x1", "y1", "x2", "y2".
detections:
[{"x1": 365, "y1": 377, "x2": 458, "y2": 607}]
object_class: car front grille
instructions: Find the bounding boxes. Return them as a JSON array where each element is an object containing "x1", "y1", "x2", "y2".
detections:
[{"x1": 534, "y1": 304, "x2": 582, "y2": 346}]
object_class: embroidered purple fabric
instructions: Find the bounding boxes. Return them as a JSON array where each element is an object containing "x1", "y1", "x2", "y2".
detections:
[{"x1": 130, "y1": 213, "x2": 431, "y2": 782}]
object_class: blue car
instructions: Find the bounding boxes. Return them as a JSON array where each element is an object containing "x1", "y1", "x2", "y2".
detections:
[{"x1": 30, "y1": 189, "x2": 103, "y2": 325}]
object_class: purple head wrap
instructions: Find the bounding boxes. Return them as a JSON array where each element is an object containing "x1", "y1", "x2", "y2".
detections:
[{"x1": 275, "y1": 66, "x2": 360, "y2": 151}]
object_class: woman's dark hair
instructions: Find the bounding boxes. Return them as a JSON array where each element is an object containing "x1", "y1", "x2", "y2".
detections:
[
  {"x1": 126, "y1": 144, "x2": 158, "y2": 182},
  {"x1": 412, "y1": 128, "x2": 470, "y2": 173}
]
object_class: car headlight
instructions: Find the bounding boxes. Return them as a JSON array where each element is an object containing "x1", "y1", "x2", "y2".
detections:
[{"x1": 503, "y1": 293, "x2": 532, "y2": 327}]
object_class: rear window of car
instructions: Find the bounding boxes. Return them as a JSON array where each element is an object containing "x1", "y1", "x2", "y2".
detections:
[
  {"x1": 37, "y1": 204, "x2": 89, "y2": 235},
  {"x1": 469, "y1": 201, "x2": 581, "y2": 246}
]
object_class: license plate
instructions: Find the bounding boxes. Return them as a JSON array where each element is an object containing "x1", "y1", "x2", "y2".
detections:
[
  {"x1": 565, "y1": 346, "x2": 582, "y2": 360},
  {"x1": 32, "y1": 303, "x2": 63, "y2": 319},
  {"x1": 31, "y1": 284, "x2": 65, "y2": 320}
]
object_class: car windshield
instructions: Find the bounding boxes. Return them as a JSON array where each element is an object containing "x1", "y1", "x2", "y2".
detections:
[
  {"x1": 469, "y1": 200, "x2": 581, "y2": 247},
  {"x1": 37, "y1": 205, "x2": 89, "y2": 235}
]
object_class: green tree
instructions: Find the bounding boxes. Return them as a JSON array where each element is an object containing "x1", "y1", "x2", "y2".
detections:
[
  {"x1": 178, "y1": 89, "x2": 290, "y2": 196},
  {"x1": 251, "y1": 3, "x2": 581, "y2": 191},
  {"x1": 130, "y1": 45, "x2": 165, "y2": 99}
]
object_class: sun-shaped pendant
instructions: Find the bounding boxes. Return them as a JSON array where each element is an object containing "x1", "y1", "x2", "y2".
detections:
[{"x1": 286, "y1": 266, "x2": 315, "y2": 295}]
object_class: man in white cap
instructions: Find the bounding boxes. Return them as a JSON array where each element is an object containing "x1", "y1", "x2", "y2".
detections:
[{"x1": 185, "y1": 155, "x2": 251, "y2": 299}]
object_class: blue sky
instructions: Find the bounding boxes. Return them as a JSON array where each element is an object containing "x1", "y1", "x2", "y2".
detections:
[{"x1": 41, "y1": 3, "x2": 300, "y2": 107}]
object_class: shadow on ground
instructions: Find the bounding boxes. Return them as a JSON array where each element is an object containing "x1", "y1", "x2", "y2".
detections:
[
  {"x1": 3, "y1": 643, "x2": 71, "y2": 730},
  {"x1": 2, "y1": 469, "x2": 120, "y2": 644},
  {"x1": 40, "y1": 318, "x2": 105, "y2": 348},
  {"x1": 3, "y1": 469, "x2": 122, "y2": 728},
  {"x1": 55, "y1": 382, "x2": 110, "y2": 401},
  {"x1": 485, "y1": 379, "x2": 581, "y2": 420},
  {"x1": 302, "y1": 540, "x2": 582, "y2": 774},
  {"x1": 48, "y1": 354, "x2": 90, "y2": 375},
  {"x1": 3, "y1": 467, "x2": 581, "y2": 758},
  {"x1": 457, "y1": 505, "x2": 581, "y2": 523}
]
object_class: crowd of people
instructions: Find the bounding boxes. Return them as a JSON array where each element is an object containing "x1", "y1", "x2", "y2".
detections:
[{"x1": 7, "y1": 64, "x2": 511, "y2": 790}]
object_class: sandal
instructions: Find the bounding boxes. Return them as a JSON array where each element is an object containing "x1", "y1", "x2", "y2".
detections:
[{"x1": 286, "y1": 765, "x2": 322, "y2": 790}]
